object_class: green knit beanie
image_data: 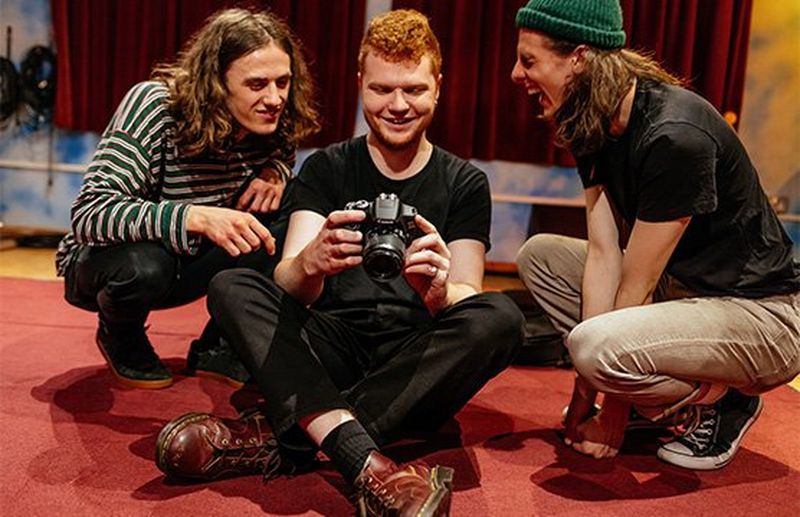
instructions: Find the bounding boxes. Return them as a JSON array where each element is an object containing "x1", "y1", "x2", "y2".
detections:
[{"x1": 515, "y1": 0, "x2": 626, "y2": 49}]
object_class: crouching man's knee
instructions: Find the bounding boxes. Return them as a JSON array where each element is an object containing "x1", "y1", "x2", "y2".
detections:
[{"x1": 567, "y1": 318, "x2": 619, "y2": 391}]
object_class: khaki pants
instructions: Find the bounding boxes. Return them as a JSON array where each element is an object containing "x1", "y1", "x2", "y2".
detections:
[{"x1": 517, "y1": 233, "x2": 800, "y2": 419}]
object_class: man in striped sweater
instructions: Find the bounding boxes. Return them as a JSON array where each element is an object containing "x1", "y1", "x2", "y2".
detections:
[{"x1": 55, "y1": 8, "x2": 320, "y2": 389}]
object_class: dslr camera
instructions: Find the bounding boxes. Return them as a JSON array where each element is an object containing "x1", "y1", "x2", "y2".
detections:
[{"x1": 345, "y1": 193, "x2": 422, "y2": 282}]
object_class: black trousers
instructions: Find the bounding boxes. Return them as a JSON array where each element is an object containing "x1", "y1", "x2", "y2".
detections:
[
  {"x1": 64, "y1": 215, "x2": 285, "y2": 329},
  {"x1": 208, "y1": 268, "x2": 524, "y2": 447},
  {"x1": 65, "y1": 241, "x2": 275, "y2": 326}
]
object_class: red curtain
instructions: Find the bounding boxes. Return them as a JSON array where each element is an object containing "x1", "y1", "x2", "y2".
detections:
[
  {"x1": 620, "y1": 0, "x2": 752, "y2": 125},
  {"x1": 394, "y1": 0, "x2": 753, "y2": 166},
  {"x1": 50, "y1": 0, "x2": 365, "y2": 147}
]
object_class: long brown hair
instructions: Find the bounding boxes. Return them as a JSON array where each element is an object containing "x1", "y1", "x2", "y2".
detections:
[
  {"x1": 547, "y1": 38, "x2": 684, "y2": 157},
  {"x1": 152, "y1": 8, "x2": 320, "y2": 156}
]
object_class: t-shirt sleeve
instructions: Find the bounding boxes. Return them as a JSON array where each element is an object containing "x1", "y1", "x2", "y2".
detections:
[
  {"x1": 577, "y1": 154, "x2": 601, "y2": 188},
  {"x1": 286, "y1": 150, "x2": 338, "y2": 217},
  {"x1": 446, "y1": 165, "x2": 492, "y2": 252},
  {"x1": 636, "y1": 124, "x2": 718, "y2": 222}
]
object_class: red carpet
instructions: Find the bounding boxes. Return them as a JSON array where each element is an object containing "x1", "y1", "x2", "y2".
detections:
[{"x1": 1, "y1": 277, "x2": 798, "y2": 516}]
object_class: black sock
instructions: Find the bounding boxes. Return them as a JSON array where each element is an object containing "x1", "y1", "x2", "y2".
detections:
[{"x1": 320, "y1": 420, "x2": 378, "y2": 484}]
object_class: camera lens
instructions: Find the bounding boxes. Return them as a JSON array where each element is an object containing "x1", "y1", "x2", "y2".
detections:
[{"x1": 363, "y1": 233, "x2": 405, "y2": 281}]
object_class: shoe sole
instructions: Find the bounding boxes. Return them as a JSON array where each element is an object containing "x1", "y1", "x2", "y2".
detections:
[
  {"x1": 419, "y1": 465, "x2": 454, "y2": 517},
  {"x1": 155, "y1": 412, "x2": 210, "y2": 477},
  {"x1": 657, "y1": 396, "x2": 764, "y2": 470},
  {"x1": 96, "y1": 335, "x2": 173, "y2": 389},
  {"x1": 191, "y1": 368, "x2": 246, "y2": 390}
]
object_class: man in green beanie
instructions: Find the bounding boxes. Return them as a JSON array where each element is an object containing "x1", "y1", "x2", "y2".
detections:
[{"x1": 512, "y1": 0, "x2": 800, "y2": 470}]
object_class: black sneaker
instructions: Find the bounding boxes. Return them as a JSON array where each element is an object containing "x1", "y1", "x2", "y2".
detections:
[
  {"x1": 96, "y1": 321, "x2": 173, "y2": 389},
  {"x1": 186, "y1": 336, "x2": 251, "y2": 389},
  {"x1": 657, "y1": 390, "x2": 763, "y2": 470}
]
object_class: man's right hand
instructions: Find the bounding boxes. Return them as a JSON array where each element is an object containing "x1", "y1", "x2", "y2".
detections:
[
  {"x1": 295, "y1": 209, "x2": 365, "y2": 278},
  {"x1": 186, "y1": 205, "x2": 276, "y2": 257},
  {"x1": 272, "y1": 209, "x2": 364, "y2": 306}
]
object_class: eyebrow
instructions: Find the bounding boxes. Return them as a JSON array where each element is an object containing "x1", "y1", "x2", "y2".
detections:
[
  {"x1": 367, "y1": 80, "x2": 429, "y2": 89},
  {"x1": 243, "y1": 73, "x2": 292, "y2": 85}
]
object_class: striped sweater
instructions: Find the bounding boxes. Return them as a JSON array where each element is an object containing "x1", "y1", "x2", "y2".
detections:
[{"x1": 55, "y1": 81, "x2": 294, "y2": 276}]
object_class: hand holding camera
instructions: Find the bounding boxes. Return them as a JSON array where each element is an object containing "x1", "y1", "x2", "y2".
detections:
[
  {"x1": 344, "y1": 193, "x2": 451, "y2": 311},
  {"x1": 344, "y1": 193, "x2": 424, "y2": 282}
]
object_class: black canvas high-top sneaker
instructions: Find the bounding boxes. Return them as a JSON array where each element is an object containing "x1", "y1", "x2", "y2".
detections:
[{"x1": 657, "y1": 389, "x2": 763, "y2": 470}]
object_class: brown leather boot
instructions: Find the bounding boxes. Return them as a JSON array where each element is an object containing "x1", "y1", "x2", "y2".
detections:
[
  {"x1": 354, "y1": 450, "x2": 454, "y2": 517},
  {"x1": 155, "y1": 409, "x2": 284, "y2": 480}
]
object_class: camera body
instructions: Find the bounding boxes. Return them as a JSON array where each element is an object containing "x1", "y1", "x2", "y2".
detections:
[{"x1": 345, "y1": 193, "x2": 422, "y2": 282}]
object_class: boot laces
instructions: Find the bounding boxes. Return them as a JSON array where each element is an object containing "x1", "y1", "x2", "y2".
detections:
[
  {"x1": 357, "y1": 472, "x2": 398, "y2": 515},
  {"x1": 213, "y1": 410, "x2": 284, "y2": 480},
  {"x1": 207, "y1": 434, "x2": 282, "y2": 479}
]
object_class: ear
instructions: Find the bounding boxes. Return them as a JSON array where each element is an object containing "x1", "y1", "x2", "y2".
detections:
[
  {"x1": 572, "y1": 45, "x2": 591, "y2": 72},
  {"x1": 357, "y1": 72, "x2": 363, "y2": 89},
  {"x1": 571, "y1": 45, "x2": 590, "y2": 72},
  {"x1": 435, "y1": 74, "x2": 443, "y2": 102}
]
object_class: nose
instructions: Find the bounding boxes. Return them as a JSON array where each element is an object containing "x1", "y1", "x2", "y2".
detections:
[
  {"x1": 388, "y1": 89, "x2": 410, "y2": 112},
  {"x1": 511, "y1": 60, "x2": 524, "y2": 84},
  {"x1": 262, "y1": 83, "x2": 282, "y2": 107}
]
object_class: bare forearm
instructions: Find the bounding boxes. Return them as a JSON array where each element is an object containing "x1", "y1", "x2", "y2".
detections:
[
  {"x1": 581, "y1": 247, "x2": 622, "y2": 320},
  {"x1": 614, "y1": 274, "x2": 656, "y2": 309},
  {"x1": 439, "y1": 282, "x2": 480, "y2": 313},
  {"x1": 583, "y1": 253, "x2": 654, "y2": 317},
  {"x1": 612, "y1": 244, "x2": 662, "y2": 309},
  {"x1": 613, "y1": 217, "x2": 690, "y2": 310},
  {"x1": 581, "y1": 186, "x2": 623, "y2": 321},
  {"x1": 273, "y1": 256, "x2": 325, "y2": 306}
]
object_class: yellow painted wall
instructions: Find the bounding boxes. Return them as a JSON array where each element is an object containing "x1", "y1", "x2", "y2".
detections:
[{"x1": 739, "y1": 0, "x2": 800, "y2": 207}]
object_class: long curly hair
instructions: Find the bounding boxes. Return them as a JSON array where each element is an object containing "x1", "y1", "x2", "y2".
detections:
[
  {"x1": 152, "y1": 8, "x2": 320, "y2": 156},
  {"x1": 358, "y1": 9, "x2": 442, "y2": 76},
  {"x1": 546, "y1": 38, "x2": 684, "y2": 157}
]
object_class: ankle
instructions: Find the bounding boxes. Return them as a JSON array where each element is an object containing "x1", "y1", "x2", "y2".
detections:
[{"x1": 319, "y1": 420, "x2": 378, "y2": 485}]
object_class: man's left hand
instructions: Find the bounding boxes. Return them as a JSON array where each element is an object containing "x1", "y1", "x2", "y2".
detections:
[
  {"x1": 403, "y1": 214, "x2": 450, "y2": 314},
  {"x1": 236, "y1": 167, "x2": 285, "y2": 213}
]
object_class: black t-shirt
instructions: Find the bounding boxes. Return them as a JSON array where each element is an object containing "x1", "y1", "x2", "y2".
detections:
[
  {"x1": 577, "y1": 81, "x2": 799, "y2": 297},
  {"x1": 286, "y1": 136, "x2": 491, "y2": 331}
]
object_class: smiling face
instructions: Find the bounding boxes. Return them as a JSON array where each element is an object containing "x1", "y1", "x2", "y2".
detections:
[
  {"x1": 359, "y1": 51, "x2": 441, "y2": 152},
  {"x1": 224, "y1": 42, "x2": 291, "y2": 137},
  {"x1": 511, "y1": 29, "x2": 581, "y2": 119}
]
